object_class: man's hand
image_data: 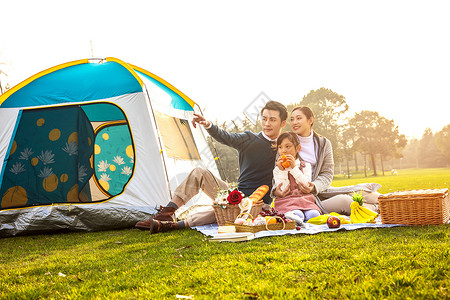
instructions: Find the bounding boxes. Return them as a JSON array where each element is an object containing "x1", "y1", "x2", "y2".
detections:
[
  {"x1": 192, "y1": 113, "x2": 211, "y2": 128},
  {"x1": 273, "y1": 183, "x2": 290, "y2": 198}
]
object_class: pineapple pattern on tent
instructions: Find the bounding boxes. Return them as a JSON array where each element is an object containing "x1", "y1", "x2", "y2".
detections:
[{"x1": 0, "y1": 107, "x2": 94, "y2": 209}]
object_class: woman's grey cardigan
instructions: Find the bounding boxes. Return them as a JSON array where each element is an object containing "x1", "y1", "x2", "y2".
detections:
[{"x1": 310, "y1": 132, "x2": 334, "y2": 213}]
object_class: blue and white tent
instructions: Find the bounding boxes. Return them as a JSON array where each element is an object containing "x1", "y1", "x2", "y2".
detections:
[{"x1": 0, "y1": 57, "x2": 221, "y2": 236}]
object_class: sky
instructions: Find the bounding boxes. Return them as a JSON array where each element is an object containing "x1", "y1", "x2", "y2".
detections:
[{"x1": 1, "y1": 0, "x2": 449, "y2": 139}]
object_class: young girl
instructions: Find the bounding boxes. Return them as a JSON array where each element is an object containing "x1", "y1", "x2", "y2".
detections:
[{"x1": 273, "y1": 132, "x2": 321, "y2": 225}]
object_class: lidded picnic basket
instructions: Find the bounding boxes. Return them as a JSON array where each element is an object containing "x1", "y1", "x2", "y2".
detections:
[
  {"x1": 378, "y1": 189, "x2": 449, "y2": 225},
  {"x1": 213, "y1": 203, "x2": 263, "y2": 226}
]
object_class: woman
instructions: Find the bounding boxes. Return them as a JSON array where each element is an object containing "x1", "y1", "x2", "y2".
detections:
[{"x1": 273, "y1": 106, "x2": 353, "y2": 215}]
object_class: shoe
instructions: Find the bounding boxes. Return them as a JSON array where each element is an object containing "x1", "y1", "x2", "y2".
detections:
[
  {"x1": 148, "y1": 219, "x2": 179, "y2": 234},
  {"x1": 135, "y1": 206, "x2": 176, "y2": 230},
  {"x1": 153, "y1": 206, "x2": 177, "y2": 221},
  {"x1": 135, "y1": 218, "x2": 153, "y2": 230}
]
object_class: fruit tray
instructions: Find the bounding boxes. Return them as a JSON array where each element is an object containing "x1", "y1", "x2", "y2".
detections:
[
  {"x1": 378, "y1": 188, "x2": 449, "y2": 225},
  {"x1": 225, "y1": 220, "x2": 296, "y2": 233},
  {"x1": 213, "y1": 203, "x2": 263, "y2": 226}
]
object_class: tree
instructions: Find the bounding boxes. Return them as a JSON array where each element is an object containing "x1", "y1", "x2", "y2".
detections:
[
  {"x1": 286, "y1": 87, "x2": 349, "y2": 166},
  {"x1": 400, "y1": 127, "x2": 450, "y2": 169},
  {"x1": 435, "y1": 124, "x2": 450, "y2": 166},
  {"x1": 241, "y1": 113, "x2": 262, "y2": 133},
  {"x1": 349, "y1": 111, "x2": 379, "y2": 176},
  {"x1": 349, "y1": 110, "x2": 406, "y2": 176},
  {"x1": 377, "y1": 120, "x2": 407, "y2": 175},
  {"x1": 300, "y1": 87, "x2": 349, "y2": 135},
  {"x1": 417, "y1": 128, "x2": 445, "y2": 168},
  {"x1": 341, "y1": 124, "x2": 357, "y2": 178},
  {"x1": 207, "y1": 136, "x2": 239, "y2": 182},
  {"x1": 400, "y1": 138, "x2": 420, "y2": 169}
]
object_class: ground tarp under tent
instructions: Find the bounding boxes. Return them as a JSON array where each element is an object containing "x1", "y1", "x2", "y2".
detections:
[{"x1": 0, "y1": 57, "x2": 221, "y2": 237}]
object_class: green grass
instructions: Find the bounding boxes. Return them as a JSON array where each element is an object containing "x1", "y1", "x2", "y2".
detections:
[
  {"x1": 1, "y1": 168, "x2": 449, "y2": 299},
  {"x1": 333, "y1": 168, "x2": 450, "y2": 194}
]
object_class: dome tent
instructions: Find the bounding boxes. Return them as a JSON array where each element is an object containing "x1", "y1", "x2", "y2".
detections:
[{"x1": 0, "y1": 57, "x2": 221, "y2": 236}]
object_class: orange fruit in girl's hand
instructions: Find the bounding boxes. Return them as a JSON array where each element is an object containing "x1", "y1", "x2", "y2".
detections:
[{"x1": 281, "y1": 155, "x2": 290, "y2": 168}]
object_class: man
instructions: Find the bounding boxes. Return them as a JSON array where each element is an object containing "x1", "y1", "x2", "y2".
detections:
[{"x1": 135, "y1": 100, "x2": 287, "y2": 233}]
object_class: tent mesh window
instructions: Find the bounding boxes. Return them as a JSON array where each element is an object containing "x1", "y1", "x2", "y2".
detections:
[
  {"x1": 0, "y1": 106, "x2": 94, "y2": 209},
  {"x1": 154, "y1": 111, "x2": 201, "y2": 160},
  {"x1": 92, "y1": 121, "x2": 134, "y2": 197}
]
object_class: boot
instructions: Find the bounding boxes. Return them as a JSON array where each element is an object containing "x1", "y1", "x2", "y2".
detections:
[
  {"x1": 153, "y1": 206, "x2": 177, "y2": 221},
  {"x1": 149, "y1": 219, "x2": 179, "y2": 234},
  {"x1": 135, "y1": 206, "x2": 176, "y2": 230}
]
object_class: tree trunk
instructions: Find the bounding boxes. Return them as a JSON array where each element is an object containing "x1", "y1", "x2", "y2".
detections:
[
  {"x1": 346, "y1": 159, "x2": 351, "y2": 179},
  {"x1": 415, "y1": 147, "x2": 419, "y2": 168},
  {"x1": 354, "y1": 152, "x2": 359, "y2": 171},
  {"x1": 364, "y1": 153, "x2": 367, "y2": 177},
  {"x1": 380, "y1": 154, "x2": 385, "y2": 176},
  {"x1": 370, "y1": 152, "x2": 377, "y2": 176}
]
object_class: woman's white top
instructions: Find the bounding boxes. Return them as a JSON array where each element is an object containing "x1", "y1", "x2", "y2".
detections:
[{"x1": 298, "y1": 131, "x2": 316, "y2": 170}]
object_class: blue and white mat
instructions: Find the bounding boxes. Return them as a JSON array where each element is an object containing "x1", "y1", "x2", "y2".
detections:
[{"x1": 193, "y1": 218, "x2": 404, "y2": 239}]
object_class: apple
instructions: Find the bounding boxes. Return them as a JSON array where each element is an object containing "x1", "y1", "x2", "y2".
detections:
[{"x1": 326, "y1": 215, "x2": 341, "y2": 228}]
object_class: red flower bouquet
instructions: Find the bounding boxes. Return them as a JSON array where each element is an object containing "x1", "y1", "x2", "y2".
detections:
[
  {"x1": 214, "y1": 183, "x2": 245, "y2": 206},
  {"x1": 227, "y1": 190, "x2": 243, "y2": 205}
]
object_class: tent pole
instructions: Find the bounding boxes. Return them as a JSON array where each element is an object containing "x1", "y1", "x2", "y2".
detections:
[
  {"x1": 194, "y1": 103, "x2": 228, "y2": 182},
  {"x1": 143, "y1": 86, "x2": 173, "y2": 201}
]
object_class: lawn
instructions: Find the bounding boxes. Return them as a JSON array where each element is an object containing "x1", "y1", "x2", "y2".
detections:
[
  {"x1": 332, "y1": 167, "x2": 450, "y2": 194},
  {"x1": 0, "y1": 168, "x2": 449, "y2": 299}
]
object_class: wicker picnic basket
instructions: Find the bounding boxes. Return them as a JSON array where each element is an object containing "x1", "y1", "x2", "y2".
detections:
[
  {"x1": 213, "y1": 203, "x2": 263, "y2": 226},
  {"x1": 378, "y1": 188, "x2": 449, "y2": 225}
]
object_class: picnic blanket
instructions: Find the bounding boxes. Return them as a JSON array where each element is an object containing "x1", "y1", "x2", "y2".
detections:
[{"x1": 193, "y1": 217, "x2": 404, "y2": 239}]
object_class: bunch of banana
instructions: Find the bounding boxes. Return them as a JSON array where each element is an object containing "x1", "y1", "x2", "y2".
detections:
[
  {"x1": 307, "y1": 212, "x2": 351, "y2": 225},
  {"x1": 350, "y1": 201, "x2": 378, "y2": 223}
]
